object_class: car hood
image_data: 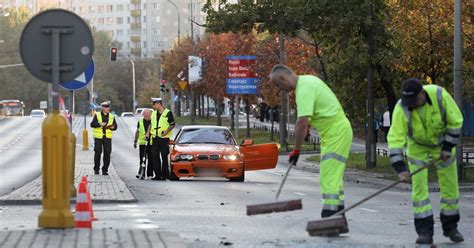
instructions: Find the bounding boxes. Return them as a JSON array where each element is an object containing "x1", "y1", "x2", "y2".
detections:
[{"x1": 173, "y1": 144, "x2": 239, "y2": 154}]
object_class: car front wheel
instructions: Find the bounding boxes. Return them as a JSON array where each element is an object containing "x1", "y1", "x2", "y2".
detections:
[
  {"x1": 169, "y1": 165, "x2": 179, "y2": 181},
  {"x1": 228, "y1": 171, "x2": 245, "y2": 182}
]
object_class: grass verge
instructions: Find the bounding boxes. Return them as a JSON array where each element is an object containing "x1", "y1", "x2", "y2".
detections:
[{"x1": 306, "y1": 153, "x2": 474, "y2": 183}]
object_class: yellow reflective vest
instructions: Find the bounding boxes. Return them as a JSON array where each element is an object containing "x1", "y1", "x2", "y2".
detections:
[
  {"x1": 93, "y1": 112, "x2": 115, "y2": 139},
  {"x1": 388, "y1": 85, "x2": 463, "y2": 163},
  {"x1": 151, "y1": 109, "x2": 172, "y2": 138},
  {"x1": 137, "y1": 118, "x2": 147, "y2": 145}
]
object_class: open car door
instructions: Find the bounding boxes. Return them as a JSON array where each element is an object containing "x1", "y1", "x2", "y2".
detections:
[{"x1": 241, "y1": 143, "x2": 278, "y2": 171}]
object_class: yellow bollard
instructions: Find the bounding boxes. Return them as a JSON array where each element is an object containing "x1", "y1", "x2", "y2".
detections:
[
  {"x1": 82, "y1": 128, "x2": 89, "y2": 150},
  {"x1": 38, "y1": 111, "x2": 74, "y2": 228},
  {"x1": 70, "y1": 133, "x2": 77, "y2": 197}
]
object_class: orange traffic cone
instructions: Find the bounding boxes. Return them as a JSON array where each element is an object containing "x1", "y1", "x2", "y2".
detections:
[
  {"x1": 75, "y1": 181, "x2": 92, "y2": 228},
  {"x1": 82, "y1": 176, "x2": 97, "y2": 221}
]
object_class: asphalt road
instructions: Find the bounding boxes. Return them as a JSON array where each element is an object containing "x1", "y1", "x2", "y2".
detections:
[
  {"x1": 1, "y1": 116, "x2": 473, "y2": 247},
  {"x1": 0, "y1": 117, "x2": 43, "y2": 196}
]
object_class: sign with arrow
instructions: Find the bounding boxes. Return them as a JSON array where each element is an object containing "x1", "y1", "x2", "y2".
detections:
[{"x1": 59, "y1": 58, "x2": 95, "y2": 90}]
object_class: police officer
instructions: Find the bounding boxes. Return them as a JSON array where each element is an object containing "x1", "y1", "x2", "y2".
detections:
[
  {"x1": 146, "y1": 98, "x2": 175, "y2": 180},
  {"x1": 388, "y1": 78, "x2": 464, "y2": 244},
  {"x1": 269, "y1": 65, "x2": 353, "y2": 224},
  {"x1": 90, "y1": 101, "x2": 117, "y2": 175},
  {"x1": 134, "y1": 109, "x2": 153, "y2": 178}
]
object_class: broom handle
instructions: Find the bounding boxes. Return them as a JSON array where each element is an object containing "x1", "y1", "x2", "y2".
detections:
[
  {"x1": 337, "y1": 158, "x2": 441, "y2": 216},
  {"x1": 275, "y1": 162, "x2": 294, "y2": 201}
]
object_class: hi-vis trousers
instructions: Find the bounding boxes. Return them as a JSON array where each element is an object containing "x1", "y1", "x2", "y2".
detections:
[
  {"x1": 317, "y1": 115, "x2": 353, "y2": 217},
  {"x1": 407, "y1": 144, "x2": 460, "y2": 235}
]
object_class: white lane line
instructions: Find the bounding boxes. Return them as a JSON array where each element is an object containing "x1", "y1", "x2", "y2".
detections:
[
  {"x1": 255, "y1": 183, "x2": 264, "y2": 186},
  {"x1": 130, "y1": 213, "x2": 147, "y2": 217},
  {"x1": 462, "y1": 195, "x2": 474, "y2": 198},
  {"x1": 294, "y1": 192, "x2": 306, "y2": 196},
  {"x1": 359, "y1": 207, "x2": 379, "y2": 213},
  {"x1": 133, "y1": 224, "x2": 158, "y2": 229},
  {"x1": 134, "y1": 219, "x2": 152, "y2": 224},
  {"x1": 118, "y1": 204, "x2": 138, "y2": 208}
]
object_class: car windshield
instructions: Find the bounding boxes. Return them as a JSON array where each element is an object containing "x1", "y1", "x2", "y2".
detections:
[{"x1": 176, "y1": 128, "x2": 235, "y2": 145}]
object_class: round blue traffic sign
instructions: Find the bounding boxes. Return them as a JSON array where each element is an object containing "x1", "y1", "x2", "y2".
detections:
[{"x1": 60, "y1": 59, "x2": 95, "y2": 90}]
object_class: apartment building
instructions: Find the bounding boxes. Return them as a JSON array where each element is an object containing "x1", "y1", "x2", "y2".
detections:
[{"x1": 1, "y1": 0, "x2": 206, "y2": 57}]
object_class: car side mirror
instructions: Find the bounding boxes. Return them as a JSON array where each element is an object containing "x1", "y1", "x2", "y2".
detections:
[{"x1": 241, "y1": 139, "x2": 254, "y2": 146}]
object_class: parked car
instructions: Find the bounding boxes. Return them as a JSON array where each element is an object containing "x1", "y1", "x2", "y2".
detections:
[
  {"x1": 121, "y1": 112, "x2": 134, "y2": 117},
  {"x1": 30, "y1": 109, "x2": 46, "y2": 118},
  {"x1": 169, "y1": 125, "x2": 278, "y2": 182},
  {"x1": 135, "y1": 108, "x2": 149, "y2": 116}
]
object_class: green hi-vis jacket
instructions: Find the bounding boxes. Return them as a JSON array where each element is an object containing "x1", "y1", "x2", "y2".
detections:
[{"x1": 388, "y1": 85, "x2": 463, "y2": 172}]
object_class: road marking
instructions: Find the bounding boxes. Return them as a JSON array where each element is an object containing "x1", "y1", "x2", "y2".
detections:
[
  {"x1": 462, "y1": 195, "x2": 474, "y2": 198},
  {"x1": 134, "y1": 218, "x2": 152, "y2": 223},
  {"x1": 118, "y1": 204, "x2": 138, "y2": 208},
  {"x1": 130, "y1": 213, "x2": 147, "y2": 217},
  {"x1": 133, "y1": 224, "x2": 158, "y2": 229},
  {"x1": 294, "y1": 192, "x2": 306, "y2": 196},
  {"x1": 255, "y1": 183, "x2": 264, "y2": 186},
  {"x1": 359, "y1": 207, "x2": 379, "y2": 213}
]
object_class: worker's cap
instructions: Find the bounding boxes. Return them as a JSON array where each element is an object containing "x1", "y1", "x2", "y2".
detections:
[
  {"x1": 151, "y1": 98, "x2": 162, "y2": 103},
  {"x1": 401, "y1": 78, "x2": 423, "y2": 107},
  {"x1": 100, "y1": 101, "x2": 111, "y2": 107}
]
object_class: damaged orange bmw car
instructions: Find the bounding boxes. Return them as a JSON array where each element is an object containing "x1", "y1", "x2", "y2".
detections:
[{"x1": 169, "y1": 125, "x2": 278, "y2": 182}]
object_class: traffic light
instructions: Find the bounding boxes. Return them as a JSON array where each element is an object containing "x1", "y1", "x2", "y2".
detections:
[
  {"x1": 160, "y1": 79, "x2": 166, "y2": 92},
  {"x1": 110, "y1": 47, "x2": 118, "y2": 61}
]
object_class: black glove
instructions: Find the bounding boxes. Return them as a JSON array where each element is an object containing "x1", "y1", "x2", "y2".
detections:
[
  {"x1": 391, "y1": 160, "x2": 407, "y2": 174},
  {"x1": 133, "y1": 141, "x2": 137, "y2": 149},
  {"x1": 289, "y1": 149, "x2": 300, "y2": 165}
]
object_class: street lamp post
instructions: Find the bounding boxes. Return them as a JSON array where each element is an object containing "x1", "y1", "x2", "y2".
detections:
[
  {"x1": 129, "y1": 58, "x2": 136, "y2": 112},
  {"x1": 168, "y1": 0, "x2": 180, "y2": 46}
]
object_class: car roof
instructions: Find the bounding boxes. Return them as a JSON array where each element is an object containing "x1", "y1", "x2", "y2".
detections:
[{"x1": 180, "y1": 125, "x2": 230, "y2": 130}]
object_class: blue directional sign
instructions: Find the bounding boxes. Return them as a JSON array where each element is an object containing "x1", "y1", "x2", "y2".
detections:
[
  {"x1": 226, "y1": 78, "x2": 259, "y2": 94},
  {"x1": 59, "y1": 59, "x2": 95, "y2": 90}
]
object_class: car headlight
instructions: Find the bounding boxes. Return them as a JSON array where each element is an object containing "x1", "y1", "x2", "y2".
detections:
[
  {"x1": 223, "y1": 154, "x2": 239, "y2": 161},
  {"x1": 178, "y1": 154, "x2": 193, "y2": 161}
]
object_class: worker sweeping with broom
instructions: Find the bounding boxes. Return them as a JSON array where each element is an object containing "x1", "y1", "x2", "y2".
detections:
[
  {"x1": 388, "y1": 78, "x2": 464, "y2": 244},
  {"x1": 269, "y1": 65, "x2": 353, "y2": 222}
]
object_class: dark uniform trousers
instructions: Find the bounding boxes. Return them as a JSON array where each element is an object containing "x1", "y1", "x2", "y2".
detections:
[
  {"x1": 139, "y1": 144, "x2": 154, "y2": 177},
  {"x1": 152, "y1": 137, "x2": 170, "y2": 179},
  {"x1": 94, "y1": 137, "x2": 112, "y2": 173}
]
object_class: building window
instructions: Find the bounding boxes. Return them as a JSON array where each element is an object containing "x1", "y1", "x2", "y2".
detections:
[
  {"x1": 117, "y1": 30, "x2": 124, "y2": 36},
  {"x1": 153, "y1": 29, "x2": 160, "y2": 36},
  {"x1": 107, "y1": 17, "x2": 114, "y2": 25},
  {"x1": 127, "y1": 42, "x2": 130, "y2": 48},
  {"x1": 88, "y1": 6, "x2": 95, "y2": 13},
  {"x1": 107, "y1": 30, "x2": 114, "y2": 37},
  {"x1": 98, "y1": 18, "x2": 105, "y2": 25},
  {"x1": 143, "y1": 16, "x2": 146, "y2": 23},
  {"x1": 127, "y1": 17, "x2": 130, "y2": 24},
  {"x1": 143, "y1": 41, "x2": 147, "y2": 49},
  {"x1": 117, "y1": 4, "x2": 123, "y2": 11},
  {"x1": 117, "y1": 17, "x2": 123, "y2": 25},
  {"x1": 143, "y1": 3, "x2": 146, "y2": 9},
  {"x1": 107, "y1": 5, "x2": 113, "y2": 12},
  {"x1": 143, "y1": 29, "x2": 146, "y2": 35},
  {"x1": 98, "y1": 5, "x2": 104, "y2": 13},
  {"x1": 155, "y1": 16, "x2": 160, "y2": 23},
  {"x1": 153, "y1": 3, "x2": 159, "y2": 10}
]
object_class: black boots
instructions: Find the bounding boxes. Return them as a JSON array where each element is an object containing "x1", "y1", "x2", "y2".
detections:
[
  {"x1": 444, "y1": 228, "x2": 464, "y2": 243},
  {"x1": 414, "y1": 216, "x2": 434, "y2": 244}
]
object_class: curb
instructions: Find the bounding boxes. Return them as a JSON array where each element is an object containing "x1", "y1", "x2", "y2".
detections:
[
  {"x1": 296, "y1": 156, "x2": 474, "y2": 193},
  {"x1": 0, "y1": 198, "x2": 138, "y2": 206}
]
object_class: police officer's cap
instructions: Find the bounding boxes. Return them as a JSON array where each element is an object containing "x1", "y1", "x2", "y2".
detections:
[
  {"x1": 100, "y1": 101, "x2": 111, "y2": 107},
  {"x1": 401, "y1": 78, "x2": 423, "y2": 107},
  {"x1": 151, "y1": 98, "x2": 162, "y2": 103}
]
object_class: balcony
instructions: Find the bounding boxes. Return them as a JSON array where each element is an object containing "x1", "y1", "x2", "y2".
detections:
[
  {"x1": 131, "y1": 10, "x2": 141, "y2": 16},
  {"x1": 130, "y1": 35, "x2": 141, "y2": 42},
  {"x1": 131, "y1": 23, "x2": 141, "y2": 29},
  {"x1": 131, "y1": 0, "x2": 141, "y2": 3},
  {"x1": 131, "y1": 48, "x2": 141, "y2": 55}
]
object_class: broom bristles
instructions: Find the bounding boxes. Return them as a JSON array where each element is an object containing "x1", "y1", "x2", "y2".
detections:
[{"x1": 246, "y1": 199, "x2": 302, "y2": 216}]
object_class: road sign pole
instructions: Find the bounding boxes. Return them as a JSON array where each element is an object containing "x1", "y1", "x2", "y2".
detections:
[
  {"x1": 235, "y1": 95, "x2": 239, "y2": 142},
  {"x1": 39, "y1": 27, "x2": 75, "y2": 228},
  {"x1": 68, "y1": 90, "x2": 73, "y2": 130}
]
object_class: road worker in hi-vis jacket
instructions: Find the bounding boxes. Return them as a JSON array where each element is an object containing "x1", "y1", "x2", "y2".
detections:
[{"x1": 388, "y1": 78, "x2": 464, "y2": 244}]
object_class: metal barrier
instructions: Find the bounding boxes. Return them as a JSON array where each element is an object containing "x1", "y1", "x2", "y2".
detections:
[{"x1": 253, "y1": 122, "x2": 320, "y2": 152}]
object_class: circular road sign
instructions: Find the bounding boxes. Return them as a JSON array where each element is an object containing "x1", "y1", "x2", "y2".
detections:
[
  {"x1": 20, "y1": 9, "x2": 94, "y2": 83},
  {"x1": 59, "y1": 58, "x2": 95, "y2": 90}
]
